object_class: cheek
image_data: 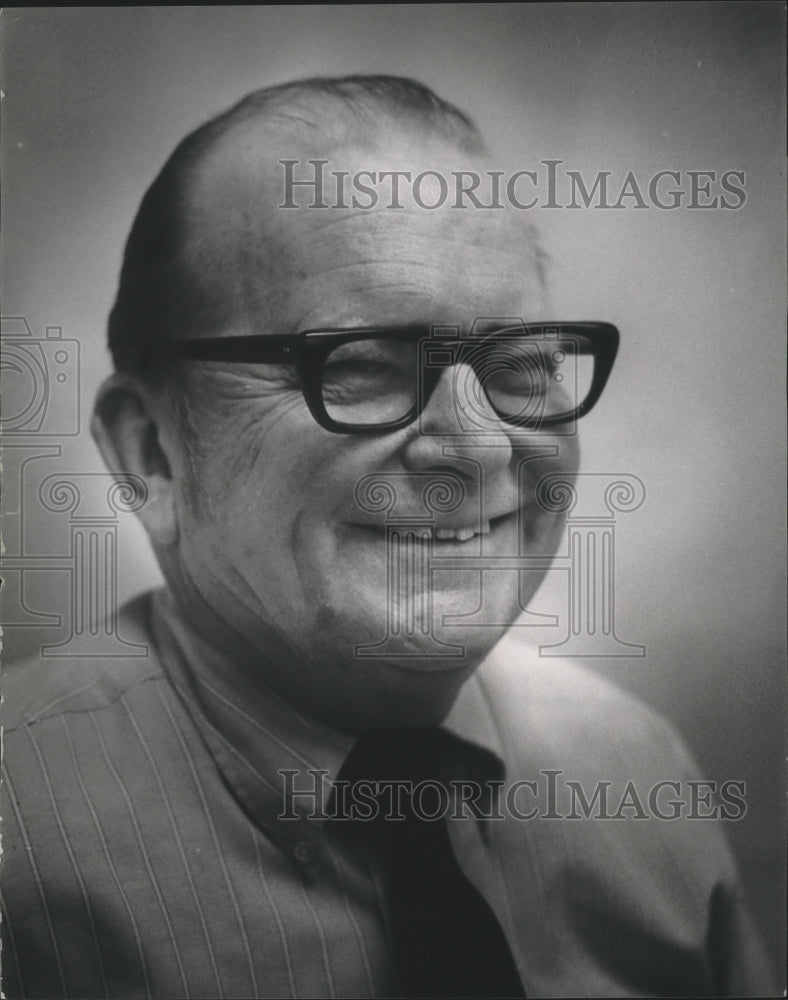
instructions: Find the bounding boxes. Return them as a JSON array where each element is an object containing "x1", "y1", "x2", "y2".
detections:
[
  {"x1": 548, "y1": 433, "x2": 580, "y2": 473},
  {"x1": 195, "y1": 435, "x2": 348, "y2": 600},
  {"x1": 515, "y1": 434, "x2": 580, "y2": 487},
  {"x1": 187, "y1": 406, "x2": 327, "y2": 516}
]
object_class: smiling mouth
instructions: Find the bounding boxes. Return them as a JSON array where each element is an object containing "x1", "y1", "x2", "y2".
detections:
[
  {"x1": 350, "y1": 511, "x2": 518, "y2": 544},
  {"x1": 434, "y1": 521, "x2": 490, "y2": 542}
]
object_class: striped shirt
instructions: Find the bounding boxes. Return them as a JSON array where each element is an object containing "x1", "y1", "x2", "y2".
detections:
[{"x1": 1, "y1": 589, "x2": 769, "y2": 997}]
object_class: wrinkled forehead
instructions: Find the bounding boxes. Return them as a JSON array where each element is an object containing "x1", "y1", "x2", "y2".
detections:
[{"x1": 184, "y1": 125, "x2": 547, "y2": 334}]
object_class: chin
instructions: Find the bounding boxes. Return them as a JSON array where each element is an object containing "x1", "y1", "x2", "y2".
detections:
[
  {"x1": 319, "y1": 589, "x2": 511, "y2": 674},
  {"x1": 436, "y1": 620, "x2": 510, "y2": 661}
]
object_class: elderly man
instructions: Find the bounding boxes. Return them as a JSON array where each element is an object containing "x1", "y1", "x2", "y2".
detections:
[{"x1": 0, "y1": 76, "x2": 770, "y2": 998}]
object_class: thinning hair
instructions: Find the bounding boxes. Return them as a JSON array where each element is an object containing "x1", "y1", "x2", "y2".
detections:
[{"x1": 107, "y1": 76, "x2": 486, "y2": 381}]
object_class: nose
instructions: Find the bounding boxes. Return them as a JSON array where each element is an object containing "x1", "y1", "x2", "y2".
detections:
[{"x1": 401, "y1": 362, "x2": 515, "y2": 475}]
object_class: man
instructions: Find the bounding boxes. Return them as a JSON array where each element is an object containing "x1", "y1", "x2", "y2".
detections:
[{"x1": 0, "y1": 76, "x2": 771, "y2": 998}]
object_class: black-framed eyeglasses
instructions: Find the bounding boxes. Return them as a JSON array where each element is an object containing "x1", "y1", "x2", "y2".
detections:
[{"x1": 172, "y1": 322, "x2": 619, "y2": 434}]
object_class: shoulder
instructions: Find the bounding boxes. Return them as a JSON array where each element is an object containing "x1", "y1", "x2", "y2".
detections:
[
  {"x1": 466, "y1": 638, "x2": 770, "y2": 998},
  {"x1": 1, "y1": 592, "x2": 164, "y2": 731},
  {"x1": 473, "y1": 634, "x2": 698, "y2": 778}
]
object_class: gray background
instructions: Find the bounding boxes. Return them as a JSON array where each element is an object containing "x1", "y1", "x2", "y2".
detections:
[{"x1": 2, "y1": 3, "x2": 785, "y2": 979}]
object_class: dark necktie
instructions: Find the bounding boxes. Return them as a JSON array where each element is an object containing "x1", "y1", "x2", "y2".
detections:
[{"x1": 334, "y1": 728, "x2": 526, "y2": 999}]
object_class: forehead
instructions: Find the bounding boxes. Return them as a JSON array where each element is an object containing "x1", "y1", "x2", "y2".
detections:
[{"x1": 185, "y1": 126, "x2": 547, "y2": 335}]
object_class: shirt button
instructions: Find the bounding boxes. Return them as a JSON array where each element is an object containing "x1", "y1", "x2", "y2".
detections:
[{"x1": 293, "y1": 840, "x2": 315, "y2": 865}]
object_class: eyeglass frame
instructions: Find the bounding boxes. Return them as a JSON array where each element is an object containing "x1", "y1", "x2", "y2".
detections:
[{"x1": 171, "y1": 321, "x2": 619, "y2": 435}]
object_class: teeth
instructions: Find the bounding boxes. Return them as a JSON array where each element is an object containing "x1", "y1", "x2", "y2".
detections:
[{"x1": 435, "y1": 520, "x2": 491, "y2": 542}]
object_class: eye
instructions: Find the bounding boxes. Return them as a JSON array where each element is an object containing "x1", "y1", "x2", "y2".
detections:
[
  {"x1": 232, "y1": 361, "x2": 301, "y2": 391},
  {"x1": 320, "y1": 338, "x2": 419, "y2": 420},
  {"x1": 323, "y1": 340, "x2": 417, "y2": 382},
  {"x1": 324, "y1": 357, "x2": 397, "y2": 375}
]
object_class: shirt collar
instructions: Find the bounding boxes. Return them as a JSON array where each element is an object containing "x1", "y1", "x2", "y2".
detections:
[{"x1": 150, "y1": 588, "x2": 506, "y2": 864}]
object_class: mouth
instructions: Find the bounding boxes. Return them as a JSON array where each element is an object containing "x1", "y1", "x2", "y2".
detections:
[
  {"x1": 434, "y1": 520, "x2": 490, "y2": 542},
  {"x1": 347, "y1": 510, "x2": 518, "y2": 545}
]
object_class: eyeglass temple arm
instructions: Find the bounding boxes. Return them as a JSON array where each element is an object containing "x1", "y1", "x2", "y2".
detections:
[{"x1": 172, "y1": 335, "x2": 297, "y2": 363}]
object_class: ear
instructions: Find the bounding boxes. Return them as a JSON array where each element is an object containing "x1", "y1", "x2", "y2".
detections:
[{"x1": 91, "y1": 374, "x2": 179, "y2": 546}]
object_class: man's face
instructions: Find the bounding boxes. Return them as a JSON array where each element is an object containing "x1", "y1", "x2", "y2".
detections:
[{"x1": 163, "y1": 130, "x2": 579, "y2": 727}]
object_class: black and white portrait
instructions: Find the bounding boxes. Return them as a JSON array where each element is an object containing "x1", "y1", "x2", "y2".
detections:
[{"x1": 1, "y1": 5, "x2": 784, "y2": 997}]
